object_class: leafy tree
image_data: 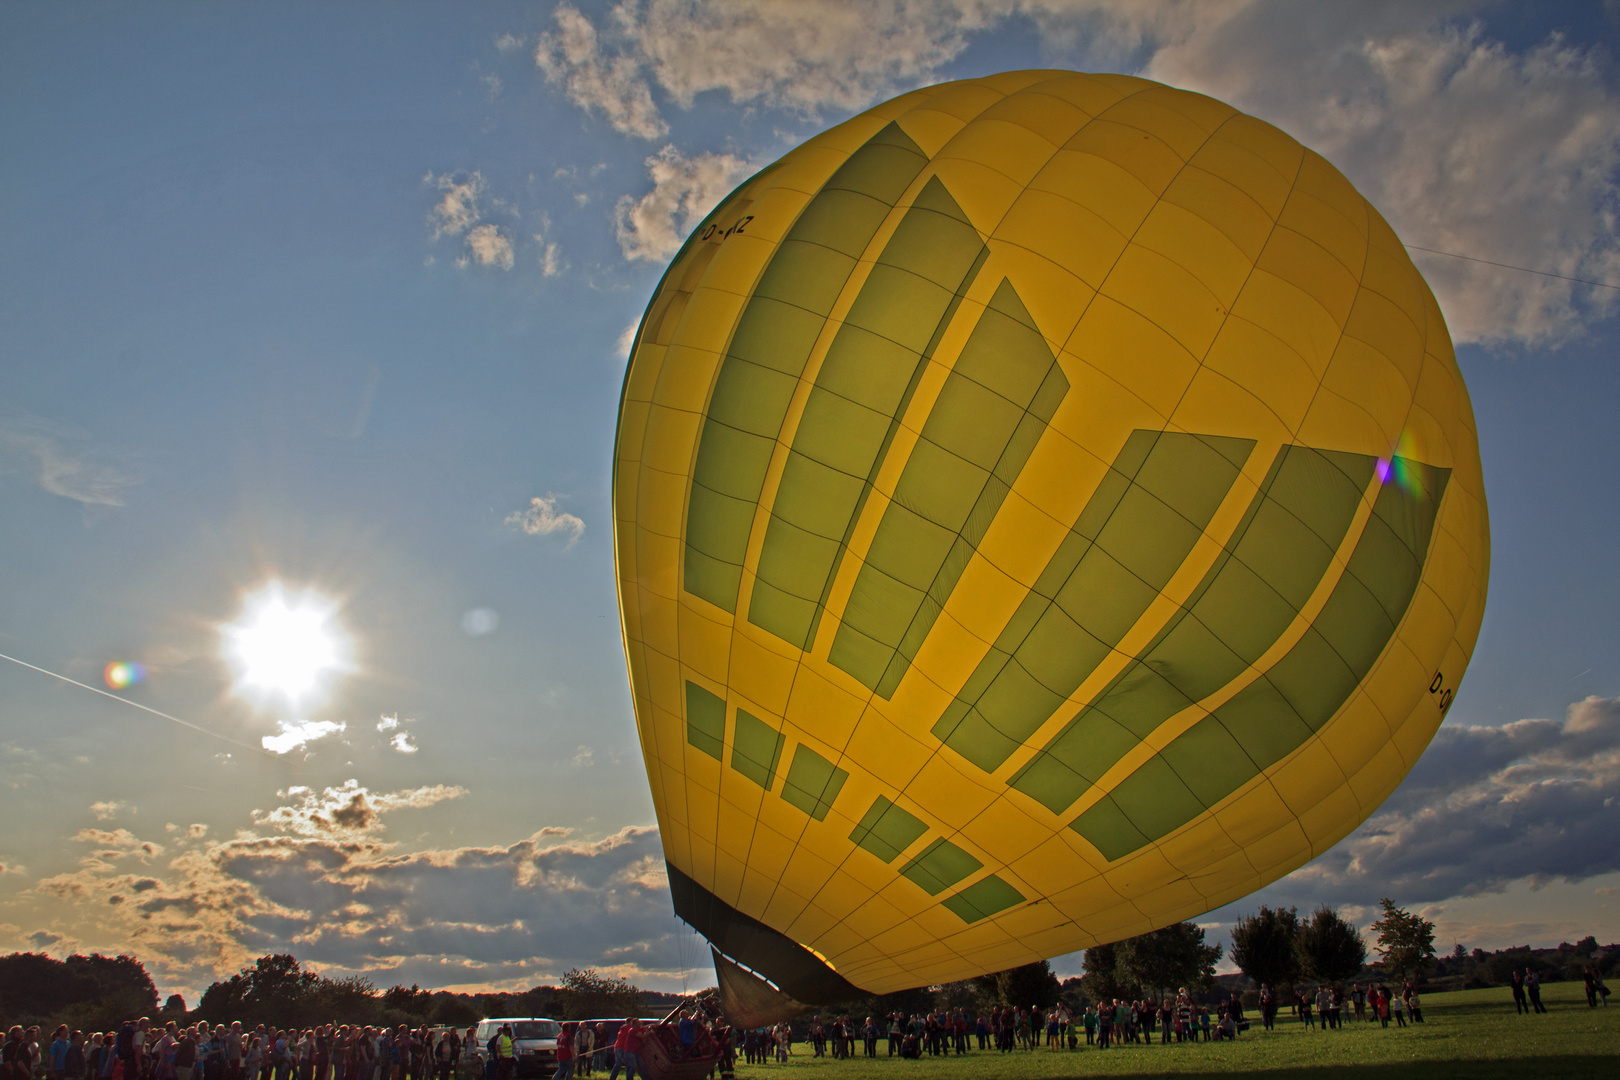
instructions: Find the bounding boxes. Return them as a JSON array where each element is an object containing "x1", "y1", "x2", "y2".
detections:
[
  {"x1": 552, "y1": 969, "x2": 644, "y2": 1020},
  {"x1": 976, "y1": 961, "x2": 1060, "y2": 1010},
  {"x1": 934, "y1": 980, "x2": 984, "y2": 1013},
  {"x1": 1295, "y1": 906, "x2": 1367, "y2": 985},
  {"x1": 1113, "y1": 923, "x2": 1222, "y2": 999},
  {"x1": 1369, "y1": 898, "x2": 1436, "y2": 980},
  {"x1": 0, "y1": 953, "x2": 159, "y2": 1028},
  {"x1": 1080, "y1": 943, "x2": 1123, "y2": 1002},
  {"x1": 163, "y1": 994, "x2": 187, "y2": 1013},
  {"x1": 1230, "y1": 906, "x2": 1302, "y2": 992}
]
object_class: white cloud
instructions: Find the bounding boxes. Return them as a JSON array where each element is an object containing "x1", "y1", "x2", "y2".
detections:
[
  {"x1": 462, "y1": 223, "x2": 515, "y2": 270},
  {"x1": 390, "y1": 732, "x2": 418, "y2": 754},
  {"x1": 615, "y1": 144, "x2": 751, "y2": 262},
  {"x1": 261, "y1": 719, "x2": 346, "y2": 755},
  {"x1": 534, "y1": 0, "x2": 989, "y2": 138},
  {"x1": 23, "y1": 796, "x2": 703, "y2": 1001},
  {"x1": 495, "y1": 32, "x2": 526, "y2": 53},
  {"x1": 539, "y1": 239, "x2": 564, "y2": 276},
  {"x1": 505, "y1": 494, "x2": 585, "y2": 544},
  {"x1": 377, "y1": 714, "x2": 400, "y2": 732},
  {"x1": 615, "y1": 318, "x2": 640, "y2": 360},
  {"x1": 0, "y1": 412, "x2": 137, "y2": 506},
  {"x1": 90, "y1": 801, "x2": 123, "y2": 821},
  {"x1": 536, "y1": 4, "x2": 669, "y2": 139},
  {"x1": 427, "y1": 171, "x2": 487, "y2": 239},
  {"x1": 251, "y1": 779, "x2": 464, "y2": 838}
]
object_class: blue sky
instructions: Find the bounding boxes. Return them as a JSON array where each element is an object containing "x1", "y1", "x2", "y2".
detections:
[{"x1": 1, "y1": 1, "x2": 1617, "y2": 1001}]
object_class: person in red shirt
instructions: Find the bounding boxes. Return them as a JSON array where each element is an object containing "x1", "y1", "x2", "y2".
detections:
[
  {"x1": 551, "y1": 1025, "x2": 574, "y2": 1080},
  {"x1": 607, "y1": 1022, "x2": 638, "y2": 1080}
]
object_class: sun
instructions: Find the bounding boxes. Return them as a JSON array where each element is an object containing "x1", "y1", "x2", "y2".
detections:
[{"x1": 223, "y1": 582, "x2": 351, "y2": 706}]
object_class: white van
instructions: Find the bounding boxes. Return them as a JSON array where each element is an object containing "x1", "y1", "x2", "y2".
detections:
[{"x1": 470, "y1": 1019, "x2": 561, "y2": 1078}]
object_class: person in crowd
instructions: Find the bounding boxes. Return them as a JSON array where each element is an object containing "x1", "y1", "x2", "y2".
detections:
[
  {"x1": 1509, "y1": 970, "x2": 1528, "y2": 1014},
  {"x1": 48, "y1": 1028, "x2": 72, "y2": 1080},
  {"x1": 1526, "y1": 969, "x2": 1547, "y2": 1014},
  {"x1": 606, "y1": 1020, "x2": 638, "y2": 1080},
  {"x1": 1316, "y1": 986, "x2": 1333, "y2": 1031},
  {"x1": 551, "y1": 1024, "x2": 574, "y2": 1080}
]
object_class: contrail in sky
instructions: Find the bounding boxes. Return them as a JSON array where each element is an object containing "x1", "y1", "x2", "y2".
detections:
[{"x1": 0, "y1": 651, "x2": 271, "y2": 756}]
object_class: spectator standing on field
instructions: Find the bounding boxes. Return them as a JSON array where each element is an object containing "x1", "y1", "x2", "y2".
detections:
[{"x1": 1526, "y1": 970, "x2": 1547, "y2": 1014}]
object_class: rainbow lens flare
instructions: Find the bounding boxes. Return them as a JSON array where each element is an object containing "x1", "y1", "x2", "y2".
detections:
[{"x1": 104, "y1": 661, "x2": 144, "y2": 690}]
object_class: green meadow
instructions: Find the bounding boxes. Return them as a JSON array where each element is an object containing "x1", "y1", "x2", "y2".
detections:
[{"x1": 746, "y1": 981, "x2": 1617, "y2": 1079}]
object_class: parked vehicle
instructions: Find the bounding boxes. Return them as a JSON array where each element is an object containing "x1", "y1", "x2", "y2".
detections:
[{"x1": 469, "y1": 1019, "x2": 562, "y2": 1078}]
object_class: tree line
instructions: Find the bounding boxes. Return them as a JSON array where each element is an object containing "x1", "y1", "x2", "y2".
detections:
[{"x1": 4, "y1": 900, "x2": 1613, "y2": 1030}]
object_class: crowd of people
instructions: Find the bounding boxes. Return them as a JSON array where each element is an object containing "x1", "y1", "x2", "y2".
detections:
[
  {"x1": 0, "y1": 1019, "x2": 478, "y2": 1080},
  {"x1": 3, "y1": 966, "x2": 1609, "y2": 1080}
]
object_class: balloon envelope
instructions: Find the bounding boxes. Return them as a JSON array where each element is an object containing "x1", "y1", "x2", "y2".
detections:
[{"x1": 613, "y1": 70, "x2": 1488, "y2": 1001}]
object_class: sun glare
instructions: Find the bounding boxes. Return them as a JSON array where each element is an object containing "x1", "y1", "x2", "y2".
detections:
[{"x1": 223, "y1": 583, "x2": 351, "y2": 706}]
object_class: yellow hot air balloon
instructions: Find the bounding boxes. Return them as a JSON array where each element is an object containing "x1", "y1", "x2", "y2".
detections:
[{"x1": 612, "y1": 70, "x2": 1488, "y2": 1015}]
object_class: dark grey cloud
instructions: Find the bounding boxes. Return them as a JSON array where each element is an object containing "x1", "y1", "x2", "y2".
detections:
[{"x1": 1252, "y1": 695, "x2": 1620, "y2": 910}]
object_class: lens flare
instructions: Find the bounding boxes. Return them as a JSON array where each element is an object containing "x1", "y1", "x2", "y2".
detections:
[
  {"x1": 103, "y1": 661, "x2": 144, "y2": 690},
  {"x1": 223, "y1": 582, "x2": 351, "y2": 707},
  {"x1": 1378, "y1": 430, "x2": 1430, "y2": 499}
]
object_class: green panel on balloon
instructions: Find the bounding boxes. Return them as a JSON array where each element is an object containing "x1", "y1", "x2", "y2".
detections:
[
  {"x1": 942, "y1": 875, "x2": 1026, "y2": 923},
  {"x1": 1011, "y1": 445, "x2": 1375, "y2": 813},
  {"x1": 849, "y1": 796, "x2": 928, "y2": 863},
  {"x1": 830, "y1": 277, "x2": 1069, "y2": 697},
  {"x1": 750, "y1": 175, "x2": 989, "y2": 649},
  {"x1": 900, "y1": 838, "x2": 983, "y2": 896},
  {"x1": 934, "y1": 430, "x2": 1254, "y2": 776},
  {"x1": 730, "y1": 709, "x2": 785, "y2": 790},
  {"x1": 684, "y1": 122, "x2": 930, "y2": 614},
  {"x1": 779, "y1": 744, "x2": 849, "y2": 821},
  {"x1": 1072, "y1": 457, "x2": 1451, "y2": 859},
  {"x1": 685, "y1": 681, "x2": 726, "y2": 762}
]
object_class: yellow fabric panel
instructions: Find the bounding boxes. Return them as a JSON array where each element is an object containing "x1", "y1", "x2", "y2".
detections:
[
  {"x1": 997, "y1": 184, "x2": 1129, "y2": 290},
  {"x1": 1104, "y1": 92, "x2": 1225, "y2": 161},
  {"x1": 982, "y1": 243, "x2": 1093, "y2": 350},
  {"x1": 614, "y1": 70, "x2": 1488, "y2": 995},
  {"x1": 1318, "y1": 691, "x2": 1395, "y2": 783},
  {"x1": 916, "y1": 80, "x2": 1006, "y2": 122},
  {"x1": 1171, "y1": 367, "x2": 1293, "y2": 449},
  {"x1": 1105, "y1": 242, "x2": 1228, "y2": 359},
  {"x1": 976, "y1": 88, "x2": 1094, "y2": 146},
  {"x1": 1189, "y1": 133, "x2": 1299, "y2": 221},
  {"x1": 1323, "y1": 334, "x2": 1417, "y2": 442},
  {"x1": 1292, "y1": 151, "x2": 1371, "y2": 248},
  {"x1": 929, "y1": 155, "x2": 1025, "y2": 231},
  {"x1": 1342, "y1": 286, "x2": 1425, "y2": 392},
  {"x1": 1163, "y1": 164, "x2": 1276, "y2": 263},
  {"x1": 1280, "y1": 185, "x2": 1368, "y2": 283},
  {"x1": 940, "y1": 117, "x2": 1064, "y2": 186},
  {"x1": 1204, "y1": 113, "x2": 1305, "y2": 199},
  {"x1": 1065, "y1": 118, "x2": 1186, "y2": 195},
  {"x1": 1257, "y1": 226, "x2": 1361, "y2": 328},
  {"x1": 1034, "y1": 72, "x2": 1136, "y2": 116},
  {"x1": 1234, "y1": 268, "x2": 1349, "y2": 378},
  {"x1": 1135, "y1": 198, "x2": 1255, "y2": 306},
  {"x1": 1070, "y1": 294, "x2": 1199, "y2": 415}
]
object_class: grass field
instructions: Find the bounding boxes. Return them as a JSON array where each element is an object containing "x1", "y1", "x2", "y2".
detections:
[{"x1": 736, "y1": 981, "x2": 1617, "y2": 1079}]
